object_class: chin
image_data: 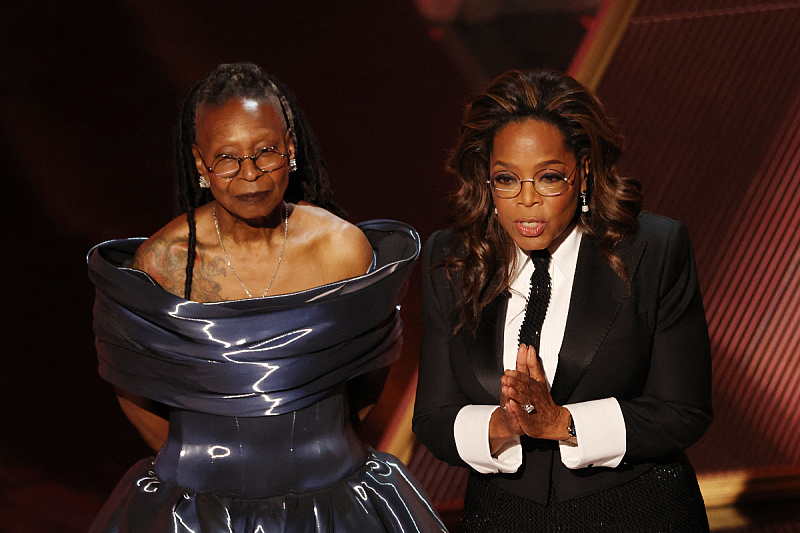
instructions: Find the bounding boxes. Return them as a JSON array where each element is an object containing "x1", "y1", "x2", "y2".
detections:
[
  {"x1": 508, "y1": 229, "x2": 544, "y2": 248},
  {"x1": 241, "y1": 212, "x2": 277, "y2": 227},
  {"x1": 221, "y1": 198, "x2": 283, "y2": 222}
]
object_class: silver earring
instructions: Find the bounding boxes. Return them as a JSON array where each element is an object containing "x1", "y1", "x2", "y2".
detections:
[
  {"x1": 580, "y1": 191, "x2": 589, "y2": 213},
  {"x1": 199, "y1": 175, "x2": 210, "y2": 189},
  {"x1": 289, "y1": 158, "x2": 297, "y2": 172},
  {"x1": 494, "y1": 207, "x2": 498, "y2": 216}
]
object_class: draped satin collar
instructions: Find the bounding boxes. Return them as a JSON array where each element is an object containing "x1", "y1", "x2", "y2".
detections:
[{"x1": 88, "y1": 220, "x2": 420, "y2": 417}]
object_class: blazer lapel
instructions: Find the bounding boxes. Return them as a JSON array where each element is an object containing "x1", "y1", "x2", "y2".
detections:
[
  {"x1": 462, "y1": 290, "x2": 508, "y2": 404},
  {"x1": 550, "y1": 237, "x2": 646, "y2": 404}
]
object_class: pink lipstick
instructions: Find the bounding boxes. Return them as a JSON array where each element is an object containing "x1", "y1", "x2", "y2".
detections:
[{"x1": 515, "y1": 219, "x2": 545, "y2": 237}]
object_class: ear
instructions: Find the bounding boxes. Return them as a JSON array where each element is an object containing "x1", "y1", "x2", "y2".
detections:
[
  {"x1": 192, "y1": 144, "x2": 207, "y2": 177},
  {"x1": 285, "y1": 128, "x2": 296, "y2": 160},
  {"x1": 581, "y1": 157, "x2": 591, "y2": 193}
]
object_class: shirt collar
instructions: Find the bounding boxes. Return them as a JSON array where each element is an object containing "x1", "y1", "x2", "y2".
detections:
[{"x1": 551, "y1": 224, "x2": 582, "y2": 282}]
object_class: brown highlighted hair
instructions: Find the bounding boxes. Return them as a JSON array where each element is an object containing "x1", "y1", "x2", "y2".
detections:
[{"x1": 446, "y1": 70, "x2": 642, "y2": 333}]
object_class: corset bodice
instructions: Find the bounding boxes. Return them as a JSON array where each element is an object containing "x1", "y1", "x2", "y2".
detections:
[{"x1": 154, "y1": 387, "x2": 366, "y2": 498}]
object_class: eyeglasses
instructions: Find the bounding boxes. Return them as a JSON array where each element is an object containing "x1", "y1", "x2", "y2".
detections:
[
  {"x1": 487, "y1": 165, "x2": 578, "y2": 199},
  {"x1": 198, "y1": 146, "x2": 289, "y2": 179}
]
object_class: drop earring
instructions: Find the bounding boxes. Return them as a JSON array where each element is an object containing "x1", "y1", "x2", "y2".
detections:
[
  {"x1": 580, "y1": 191, "x2": 589, "y2": 213},
  {"x1": 494, "y1": 207, "x2": 498, "y2": 216},
  {"x1": 199, "y1": 175, "x2": 210, "y2": 189},
  {"x1": 288, "y1": 158, "x2": 297, "y2": 172}
]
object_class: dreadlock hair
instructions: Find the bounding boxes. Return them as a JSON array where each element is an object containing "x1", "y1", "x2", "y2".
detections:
[
  {"x1": 174, "y1": 62, "x2": 344, "y2": 299},
  {"x1": 446, "y1": 69, "x2": 643, "y2": 333}
]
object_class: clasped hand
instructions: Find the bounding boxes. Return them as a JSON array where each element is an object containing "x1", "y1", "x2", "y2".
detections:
[{"x1": 490, "y1": 345, "x2": 571, "y2": 451}]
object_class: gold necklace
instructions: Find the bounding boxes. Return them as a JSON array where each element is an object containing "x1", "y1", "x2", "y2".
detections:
[{"x1": 212, "y1": 204, "x2": 288, "y2": 298}]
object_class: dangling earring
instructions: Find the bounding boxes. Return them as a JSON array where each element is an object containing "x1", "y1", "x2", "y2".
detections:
[
  {"x1": 199, "y1": 175, "x2": 210, "y2": 189},
  {"x1": 580, "y1": 191, "x2": 589, "y2": 213},
  {"x1": 289, "y1": 158, "x2": 297, "y2": 172},
  {"x1": 494, "y1": 207, "x2": 498, "y2": 216}
]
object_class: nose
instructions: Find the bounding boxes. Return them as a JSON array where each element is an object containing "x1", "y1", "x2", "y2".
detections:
[
  {"x1": 517, "y1": 180, "x2": 541, "y2": 206},
  {"x1": 238, "y1": 156, "x2": 264, "y2": 182}
]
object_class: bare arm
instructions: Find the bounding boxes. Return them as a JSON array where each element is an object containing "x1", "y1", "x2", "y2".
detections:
[
  {"x1": 118, "y1": 236, "x2": 175, "y2": 450},
  {"x1": 128, "y1": 232, "x2": 192, "y2": 297},
  {"x1": 348, "y1": 366, "x2": 391, "y2": 427},
  {"x1": 128, "y1": 223, "x2": 228, "y2": 301},
  {"x1": 335, "y1": 224, "x2": 383, "y2": 422},
  {"x1": 114, "y1": 387, "x2": 169, "y2": 452}
]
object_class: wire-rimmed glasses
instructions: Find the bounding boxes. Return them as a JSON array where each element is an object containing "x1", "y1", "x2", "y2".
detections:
[
  {"x1": 488, "y1": 165, "x2": 578, "y2": 198},
  {"x1": 197, "y1": 146, "x2": 289, "y2": 179}
]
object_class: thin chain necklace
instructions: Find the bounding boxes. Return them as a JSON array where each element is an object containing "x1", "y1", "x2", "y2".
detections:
[{"x1": 212, "y1": 203, "x2": 288, "y2": 298}]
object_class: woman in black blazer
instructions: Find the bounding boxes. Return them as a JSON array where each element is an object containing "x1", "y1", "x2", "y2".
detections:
[{"x1": 413, "y1": 70, "x2": 712, "y2": 531}]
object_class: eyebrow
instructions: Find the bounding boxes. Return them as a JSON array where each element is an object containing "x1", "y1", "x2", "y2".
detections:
[
  {"x1": 212, "y1": 140, "x2": 283, "y2": 159},
  {"x1": 213, "y1": 145, "x2": 279, "y2": 157},
  {"x1": 492, "y1": 159, "x2": 567, "y2": 168}
]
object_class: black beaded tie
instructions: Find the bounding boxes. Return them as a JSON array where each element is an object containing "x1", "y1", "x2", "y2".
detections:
[{"x1": 517, "y1": 250, "x2": 552, "y2": 355}]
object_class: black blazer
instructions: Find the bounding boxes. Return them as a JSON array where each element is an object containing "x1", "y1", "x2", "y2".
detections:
[{"x1": 412, "y1": 213, "x2": 713, "y2": 504}]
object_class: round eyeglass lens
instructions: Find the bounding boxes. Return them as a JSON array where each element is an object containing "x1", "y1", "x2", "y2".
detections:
[
  {"x1": 491, "y1": 174, "x2": 520, "y2": 198},
  {"x1": 254, "y1": 149, "x2": 284, "y2": 171},
  {"x1": 535, "y1": 170, "x2": 568, "y2": 196},
  {"x1": 212, "y1": 158, "x2": 240, "y2": 178}
]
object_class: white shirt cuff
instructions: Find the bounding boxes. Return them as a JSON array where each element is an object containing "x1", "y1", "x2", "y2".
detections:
[
  {"x1": 560, "y1": 398, "x2": 626, "y2": 469},
  {"x1": 454, "y1": 405, "x2": 522, "y2": 474}
]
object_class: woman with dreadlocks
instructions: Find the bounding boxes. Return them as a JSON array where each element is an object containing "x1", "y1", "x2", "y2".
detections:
[{"x1": 87, "y1": 63, "x2": 445, "y2": 532}]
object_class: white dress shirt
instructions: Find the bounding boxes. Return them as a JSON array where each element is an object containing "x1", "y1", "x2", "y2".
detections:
[{"x1": 453, "y1": 226, "x2": 627, "y2": 473}]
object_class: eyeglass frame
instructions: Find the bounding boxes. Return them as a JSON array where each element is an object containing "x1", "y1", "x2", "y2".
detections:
[
  {"x1": 194, "y1": 129, "x2": 294, "y2": 180},
  {"x1": 486, "y1": 164, "x2": 580, "y2": 199}
]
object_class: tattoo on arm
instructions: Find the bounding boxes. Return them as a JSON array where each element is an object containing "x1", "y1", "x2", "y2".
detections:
[{"x1": 131, "y1": 237, "x2": 232, "y2": 302}]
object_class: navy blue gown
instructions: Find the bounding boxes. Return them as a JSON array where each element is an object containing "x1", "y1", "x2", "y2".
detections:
[{"x1": 87, "y1": 220, "x2": 446, "y2": 533}]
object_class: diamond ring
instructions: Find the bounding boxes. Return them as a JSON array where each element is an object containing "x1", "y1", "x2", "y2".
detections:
[{"x1": 523, "y1": 403, "x2": 535, "y2": 414}]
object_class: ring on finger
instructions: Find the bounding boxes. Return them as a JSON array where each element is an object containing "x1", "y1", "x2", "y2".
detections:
[{"x1": 523, "y1": 403, "x2": 535, "y2": 414}]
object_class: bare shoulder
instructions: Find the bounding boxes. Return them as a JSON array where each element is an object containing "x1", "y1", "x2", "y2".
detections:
[
  {"x1": 322, "y1": 218, "x2": 373, "y2": 274},
  {"x1": 129, "y1": 214, "x2": 191, "y2": 296},
  {"x1": 293, "y1": 204, "x2": 373, "y2": 279}
]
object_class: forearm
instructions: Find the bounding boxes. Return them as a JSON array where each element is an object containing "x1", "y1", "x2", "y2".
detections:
[
  {"x1": 621, "y1": 397, "x2": 712, "y2": 461},
  {"x1": 347, "y1": 367, "x2": 390, "y2": 428},
  {"x1": 412, "y1": 401, "x2": 467, "y2": 467},
  {"x1": 115, "y1": 387, "x2": 169, "y2": 452}
]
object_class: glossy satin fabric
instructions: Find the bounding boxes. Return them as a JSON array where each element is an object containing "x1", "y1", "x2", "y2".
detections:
[
  {"x1": 155, "y1": 390, "x2": 368, "y2": 497},
  {"x1": 88, "y1": 220, "x2": 419, "y2": 417},
  {"x1": 86, "y1": 220, "x2": 447, "y2": 532},
  {"x1": 93, "y1": 451, "x2": 443, "y2": 533}
]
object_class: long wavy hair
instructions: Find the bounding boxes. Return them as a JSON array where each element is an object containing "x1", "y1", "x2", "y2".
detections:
[
  {"x1": 446, "y1": 69, "x2": 642, "y2": 333},
  {"x1": 174, "y1": 62, "x2": 344, "y2": 299}
]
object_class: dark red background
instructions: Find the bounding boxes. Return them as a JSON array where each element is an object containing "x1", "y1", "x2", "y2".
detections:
[{"x1": 5, "y1": 1, "x2": 800, "y2": 531}]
